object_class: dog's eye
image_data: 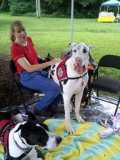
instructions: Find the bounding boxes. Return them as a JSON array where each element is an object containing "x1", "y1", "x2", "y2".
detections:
[
  {"x1": 73, "y1": 49, "x2": 77, "y2": 53},
  {"x1": 83, "y1": 48, "x2": 87, "y2": 54}
]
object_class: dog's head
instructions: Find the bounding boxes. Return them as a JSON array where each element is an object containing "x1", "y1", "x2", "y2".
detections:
[
  {"x1": 68, "y1": 42, "x2": 91, "y2": 74},
  {"x1": 16, "y1": 121, "x2": 62, "y2": 149}
]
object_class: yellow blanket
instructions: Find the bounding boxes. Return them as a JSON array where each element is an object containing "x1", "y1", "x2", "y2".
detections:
[{"x1": 44, "y1": 119, "x2": 120, "y2": 160}]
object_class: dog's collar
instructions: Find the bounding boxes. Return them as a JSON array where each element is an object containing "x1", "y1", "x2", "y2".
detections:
[
  {"x1": 67, "y1": 71, "x2": 88, "y2": 80},
  {"x1": 36, "y1": 123, "x2": 56, "y2": 137}
]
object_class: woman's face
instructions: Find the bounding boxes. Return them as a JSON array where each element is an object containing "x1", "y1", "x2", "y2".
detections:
[{"x1": 13, "y1": 26, "x2": 26, "y2": 41}]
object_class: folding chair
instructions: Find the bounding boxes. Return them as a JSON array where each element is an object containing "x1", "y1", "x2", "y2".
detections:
[
  {"x1": 92, "y1": 54, "x2": 120, "y2": 116},
  {"x1": 9, "y1": 60, "x2": 44, "y2": 113}
]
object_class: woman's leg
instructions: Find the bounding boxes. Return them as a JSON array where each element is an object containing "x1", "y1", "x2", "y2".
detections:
[{"x1": 20, "y1": 71, "x2": 60, "y2": 111}]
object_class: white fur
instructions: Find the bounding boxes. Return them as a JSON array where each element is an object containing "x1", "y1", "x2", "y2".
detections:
[
  {"x1": 50, "y1": 42, "x2": 90, "y2": 134},
  {"x1": 9, "y1": 122, "x2": 41, "y2": 160}
]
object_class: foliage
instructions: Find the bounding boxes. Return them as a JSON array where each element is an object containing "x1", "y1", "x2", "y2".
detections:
[
  {"x1": 42, "y1": 0, "x2": 105, "y2": 17},
  {"x1": 9, "y1": 0, "x2": 35, "y2": 15},
  {"x1": 42, "y1": 0, "x2": 69, "y2": 16},
  {"x1": 1, "y1": 0, "x2": 106, "y2": 17}
]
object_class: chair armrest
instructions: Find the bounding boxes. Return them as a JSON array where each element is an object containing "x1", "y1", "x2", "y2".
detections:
[{"x1": 37, "y1": 57, "x2": 46, "y2": 64}]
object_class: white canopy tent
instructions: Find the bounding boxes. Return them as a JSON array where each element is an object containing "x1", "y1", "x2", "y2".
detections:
[
  {"x1": 100, "y1": 0, "x2": 120, "y2": 14},
  {"x1": 36, "y1": 0, "x2": 75, "y2": 43}
]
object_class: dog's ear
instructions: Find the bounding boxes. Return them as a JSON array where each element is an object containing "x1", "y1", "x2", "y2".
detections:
[
  {"x1": 88, "y1": 45, "x2": 95, "y2": 50},
  {"x1": 15, "y1": 124, "x2": 24, "y2": 132},
  {"x1": 69, "y1": 42, "x2": 77, "y2": 49},
  {"x1": 39, "y1": 123, "x2": 49, "y2": 131},
  {"x1": 25, "y1": 121, "x2": 35, "y2": 128},
  {"x1": 27, "y1": 112, "x2": 37, "y2": 122}
]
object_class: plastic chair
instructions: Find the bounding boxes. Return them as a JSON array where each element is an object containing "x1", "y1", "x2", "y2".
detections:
[{"x1": 92, "y1": 55, "x2": 120, "y2": 116}]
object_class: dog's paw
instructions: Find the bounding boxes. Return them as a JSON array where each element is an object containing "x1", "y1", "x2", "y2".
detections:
[
  {"x1": 76, "y1": 116, "x2": 85, "y2": 123},
  {"x1": 64, "y1": 120, "x2": 74, "y2": 134}
]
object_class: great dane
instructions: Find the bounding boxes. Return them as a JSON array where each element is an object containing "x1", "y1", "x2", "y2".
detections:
[{"x1": 49, "y1": 42, "x2": 91, "y2": 134}]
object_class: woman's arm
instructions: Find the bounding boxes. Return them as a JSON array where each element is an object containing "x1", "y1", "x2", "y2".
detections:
[{"x1": 17, "y1": 57, "x2": 58, "y2": 72}]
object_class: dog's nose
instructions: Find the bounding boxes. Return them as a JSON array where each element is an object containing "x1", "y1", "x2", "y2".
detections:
[
  {"x1": 75, "y1": 57, "x2": 82, "y2": 65},
  {"x1": 56, "y1": 136, "x2": 62, "y2": 144}
]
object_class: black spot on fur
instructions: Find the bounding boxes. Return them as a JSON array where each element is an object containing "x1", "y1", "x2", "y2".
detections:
[{"x1": 20, "y1": 121, "x2": 49, "y2": 146}]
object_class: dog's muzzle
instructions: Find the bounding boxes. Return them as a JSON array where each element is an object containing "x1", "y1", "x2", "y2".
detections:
[
  {"x1": 74, "y1": 58, "x2": 86, "y2": 74},
  {"x1": 45, "y1": 136, "x2": 62, "y2": 149}
]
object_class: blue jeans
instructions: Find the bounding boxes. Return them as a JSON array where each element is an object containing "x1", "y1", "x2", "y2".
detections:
[{"x1": 20, "y1": 71, "x2": 60, "y2": 111}]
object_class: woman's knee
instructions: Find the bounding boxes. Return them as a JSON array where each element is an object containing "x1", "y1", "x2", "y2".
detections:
[
  {"x1": 52, "y1": 84, "x2": 60, "y2": 96},
  {"x1": 47, "y1": 85, "x2": 60, "y2": 98}
]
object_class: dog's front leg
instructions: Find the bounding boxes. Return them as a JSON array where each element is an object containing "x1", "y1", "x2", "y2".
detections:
[
  {"x1": 75, "y1": 91, "x2": 85, "y2": 123},
  {"x1": 63, "y1": 94, "x2": 74, "y2": 134}
]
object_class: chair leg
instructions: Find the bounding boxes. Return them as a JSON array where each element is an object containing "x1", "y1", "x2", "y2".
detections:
[
  {"x1": 87, "y1": 86, "x2": 92, "y2": 105},
  {"x1": 97, "y1": 89, "x2": 99, "y2": 97},
  {"x1": 15, "y1": 81, "x2": 28, "y2": 113},
  {"x1": 114, "y1": 97, "x2": 120, "y2": 116}
]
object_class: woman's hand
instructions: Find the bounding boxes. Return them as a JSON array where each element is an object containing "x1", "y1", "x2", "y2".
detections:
[{"x1": 49, "y1": 58, "x2": 61, "y2": 66}]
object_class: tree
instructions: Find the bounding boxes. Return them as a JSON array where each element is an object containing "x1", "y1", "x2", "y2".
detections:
[
  {"x1": 0, "y1": 0, "x2": 9, "y2": 10},
  {"x1": 9, "y1": 0, "x2": 35, "y2": 15},
  {"x1": 42, "y1": 0, "x2": 104, "y2": 17}
]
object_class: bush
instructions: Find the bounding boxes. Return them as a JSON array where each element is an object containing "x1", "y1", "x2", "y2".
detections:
[{"x1": 9, "y1": 0, "x2": 35, "y2": 15}]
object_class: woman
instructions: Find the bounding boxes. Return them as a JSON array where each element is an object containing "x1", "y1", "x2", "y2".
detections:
[{"x1": 10, "y1": 20, "x2": 60, "y2": 114}]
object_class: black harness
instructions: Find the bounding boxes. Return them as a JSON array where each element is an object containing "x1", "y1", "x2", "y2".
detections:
[{"x1": 8, "y1": 148, "x2": 32, "y2": 160}]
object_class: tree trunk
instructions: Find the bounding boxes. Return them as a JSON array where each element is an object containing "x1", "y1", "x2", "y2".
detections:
[
  {"x1": 0, "y1": 55, "x2": 33, "y2": 109},
  {"x1": 0, "y1": 0, "x2": 8, "y2": 10}
]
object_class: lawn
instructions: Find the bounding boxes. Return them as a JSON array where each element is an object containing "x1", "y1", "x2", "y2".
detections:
[{"x1": 0, "y1": 13, "x2": 120, "y2": 62}]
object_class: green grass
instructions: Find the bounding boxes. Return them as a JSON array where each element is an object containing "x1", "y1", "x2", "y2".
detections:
[{"x1": 0, "y1": 13, "x2": 120, "y2": 64}]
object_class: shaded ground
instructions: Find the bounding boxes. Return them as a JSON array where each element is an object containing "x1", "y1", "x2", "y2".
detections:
[{"x1": 0, "y1": 55, "x2": 33, "y2": 108}]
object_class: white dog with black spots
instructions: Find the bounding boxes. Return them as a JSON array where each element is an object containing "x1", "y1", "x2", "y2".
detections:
[{"x1": 49, "y1": 42, "x2": 91, "y2": 134}]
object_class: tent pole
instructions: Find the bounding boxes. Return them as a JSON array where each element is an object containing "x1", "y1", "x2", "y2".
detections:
[
  {"x1": 36, "y1": 0, "x2": 41, "y2": 17},
  {"x1": 36, "y1": 0, "x2": 38, "y2": 17},
  {"x1": 107, "y1": 6, "x2": 108, "y2": 12},
  {"x1": 38, "y1": 0, "x2": 41, "y2": 17},
  {"x1": 70, "y1": 0, "x2": 74, "y2": 43}
]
